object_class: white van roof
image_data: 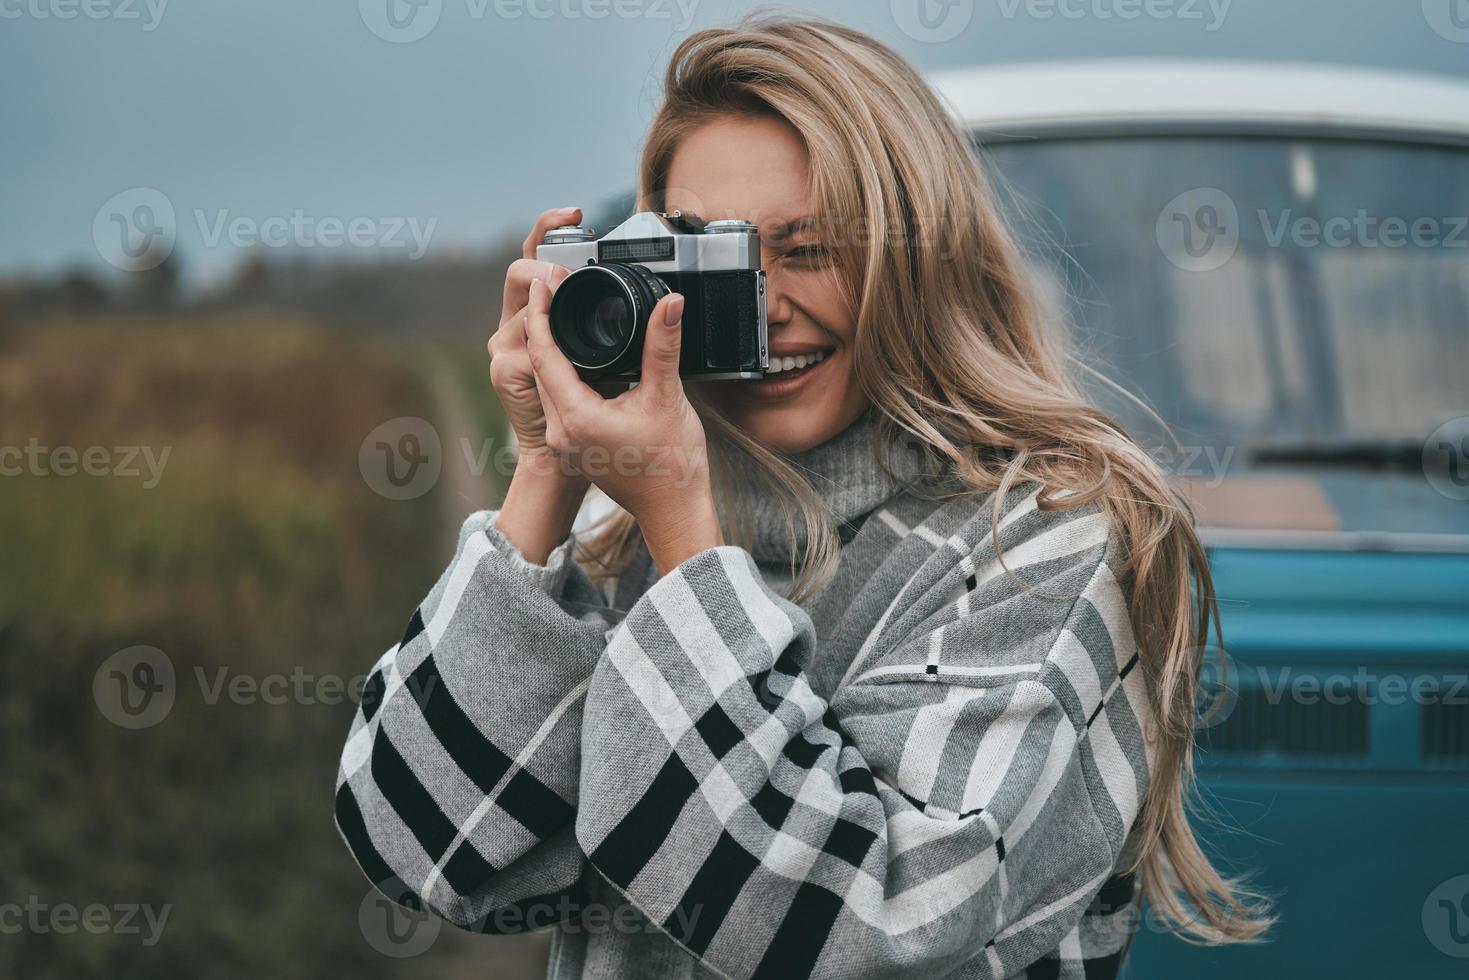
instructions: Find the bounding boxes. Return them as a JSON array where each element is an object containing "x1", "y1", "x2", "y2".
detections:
[{"x1": 927, "y1": 60, "x2": 1469, "y2": 144}]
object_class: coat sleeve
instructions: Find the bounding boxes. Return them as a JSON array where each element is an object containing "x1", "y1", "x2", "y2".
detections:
[
  {"x1": 574, "y1": 509, "x2": 1154, "y2": 979},
  {"x1": 333, "y1": 510, "x2": 620, "y2": 932}
]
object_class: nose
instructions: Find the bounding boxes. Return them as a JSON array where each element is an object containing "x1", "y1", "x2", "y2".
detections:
[{"x1": 763, "y1": 265, "x2": 794, "y2": 330}]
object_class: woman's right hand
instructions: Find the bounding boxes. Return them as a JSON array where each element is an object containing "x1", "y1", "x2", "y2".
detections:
[
  {"x1": 489, "y1": 206, "x2": 584, "y2": 460},
  {"x1": 488, "y1": 207, "x2": 592, "y2": 565}
]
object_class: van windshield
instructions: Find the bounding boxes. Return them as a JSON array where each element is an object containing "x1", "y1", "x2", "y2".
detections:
[{"x1": 983, "y1": 135, "x2": 1469, "y2": 538}]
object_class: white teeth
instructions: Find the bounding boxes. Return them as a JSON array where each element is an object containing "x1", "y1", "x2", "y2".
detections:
[{"x1": 765, "y1": 350, "x2": 832, "y2": 375}]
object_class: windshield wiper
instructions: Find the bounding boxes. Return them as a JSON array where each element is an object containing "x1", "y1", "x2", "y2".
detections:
[{"x1": 1250, "y1": 440, "x2": 1424, "y2": 471}]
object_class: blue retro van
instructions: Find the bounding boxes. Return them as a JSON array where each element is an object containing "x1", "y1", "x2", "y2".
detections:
[{"x1": 927, "y1": 59, "x2": 1469, "y2": 976}]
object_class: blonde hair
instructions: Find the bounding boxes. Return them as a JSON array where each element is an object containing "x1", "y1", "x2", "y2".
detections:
[{"x1": 576, "y1": 11, "x2": 1273, "y2": 944}]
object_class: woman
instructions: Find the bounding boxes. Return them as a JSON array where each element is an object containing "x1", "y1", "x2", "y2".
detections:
[{"x1": 335, "y1": 15, "x2": 1271, "y2": 978}]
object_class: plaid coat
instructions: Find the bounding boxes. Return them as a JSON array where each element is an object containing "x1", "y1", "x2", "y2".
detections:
[{"x1": 336, "y1": 477, "x2": 1154, "y2": 978}]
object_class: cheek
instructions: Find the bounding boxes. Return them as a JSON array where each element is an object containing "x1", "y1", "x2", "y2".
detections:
[
  {"x1": 822, "y1": 349, "x2": 867, "y2": 417},
  {"x1": 790, "y1": 276, "x2": 857, "y2": 346}
]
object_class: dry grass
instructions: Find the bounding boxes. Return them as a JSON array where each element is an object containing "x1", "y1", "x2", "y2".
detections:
[{"x1": 0, "y1": 315, "x2": 548, "y2": 978}]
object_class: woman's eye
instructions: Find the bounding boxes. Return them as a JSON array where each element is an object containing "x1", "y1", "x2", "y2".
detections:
[{"x1": 784, "y1": 245, "x2": 831, "y2": 266}]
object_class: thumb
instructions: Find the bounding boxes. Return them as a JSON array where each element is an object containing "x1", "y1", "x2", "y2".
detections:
[{"x1": 639, "y1": 292, "x2": 685, "y2": 395}]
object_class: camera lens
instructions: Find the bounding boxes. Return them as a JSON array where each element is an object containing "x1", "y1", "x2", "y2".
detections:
[
  {"x1": 586, "y1": 292, "x2": 631, "y2": 349},
  {"x1": 549, "y1": 263, "x2": 669, "y2": 372}
]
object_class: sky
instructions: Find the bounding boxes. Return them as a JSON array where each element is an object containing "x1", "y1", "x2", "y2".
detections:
[{"x1": 2, "y1": 0, "x2": 1466, "y2": 287}]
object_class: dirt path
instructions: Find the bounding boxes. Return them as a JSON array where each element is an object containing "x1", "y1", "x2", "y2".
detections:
[{"x1": 421, "y1": 350, "x2": 495, "y2": 543}]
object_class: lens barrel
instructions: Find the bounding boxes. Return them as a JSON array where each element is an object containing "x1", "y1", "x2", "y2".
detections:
[{"x1": 548, "y1": 263, "x2": 669, "y2": 373}]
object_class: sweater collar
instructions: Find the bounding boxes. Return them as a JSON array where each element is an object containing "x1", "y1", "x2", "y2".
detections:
[{"x1": 730, "y1": 407, "x2": 931, "y2": 565}]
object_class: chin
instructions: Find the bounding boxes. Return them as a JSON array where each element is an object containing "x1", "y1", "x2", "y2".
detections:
[
  {"x1": 739, "y1": 410, "x2": 831, "y2": 454},
  {"x1": 713, "y1": 389, "x2": 868, "y2": 456}
]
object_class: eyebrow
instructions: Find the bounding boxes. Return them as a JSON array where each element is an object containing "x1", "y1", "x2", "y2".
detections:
[{"x1": 765, "y1": 216, "x2": 820, "y2": 238}]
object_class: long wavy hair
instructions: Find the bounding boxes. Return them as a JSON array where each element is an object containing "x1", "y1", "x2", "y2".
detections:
[{"x1": 574, "y1": 12, "x2": 1273, "y2": 944}]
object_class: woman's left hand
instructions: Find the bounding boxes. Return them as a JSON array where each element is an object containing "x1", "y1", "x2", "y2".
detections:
[{"x1": 524, "y1": 277, "x2": 724, "y2": 574}]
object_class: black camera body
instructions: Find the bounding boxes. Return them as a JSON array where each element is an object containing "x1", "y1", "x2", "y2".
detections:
[{"x1": 535, "y1": 211, "x2": 769, "y2": 382}]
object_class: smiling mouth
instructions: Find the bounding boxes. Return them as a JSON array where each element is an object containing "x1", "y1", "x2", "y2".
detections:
[{"x1": 756, "y1": 349, "x2": 832, "y2": 381}]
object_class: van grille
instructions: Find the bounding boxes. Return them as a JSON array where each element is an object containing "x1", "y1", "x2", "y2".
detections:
[
  {"x1": 1422, "y1": 700, "x2": 1469, "y2": 765},
  {"x1": 1198, "y1": 685, "x2": 1370, "y2": 760}
]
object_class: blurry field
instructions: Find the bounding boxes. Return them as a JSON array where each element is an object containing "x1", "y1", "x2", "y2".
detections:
[{"x1": 0, "y1": 315, "x2": 549, "y2": 978}]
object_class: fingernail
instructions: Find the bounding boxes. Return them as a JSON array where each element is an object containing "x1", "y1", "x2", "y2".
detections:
[
  {"x1": 557, "y1": 206, "x2": 580, "y2": 216},
  {"x1": 665, "y1": 293, "x2": 685, "y2": 326}
]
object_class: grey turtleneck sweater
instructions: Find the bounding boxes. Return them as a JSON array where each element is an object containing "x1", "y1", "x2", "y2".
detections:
[
  {"x1": 610, "y1": 407, "x2": 930, "y2": 602},
  {"x1": 335, "y1": 410, "x2": 1152, "y2": 979}
]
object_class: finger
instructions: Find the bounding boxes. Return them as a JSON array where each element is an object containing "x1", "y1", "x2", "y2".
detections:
[
  {"x1": 539, "y1": 366, "x2": 568, "y2": 448},
  {"x1": 490, "y1": 310, "x2": 527, "y2": 361},
  {"x1": 524, "y1": 277, "x2": 601, "y2": 415},
  {"x1": 521, "y1": 206, "x2": 583, "y2": 261},
  {"x1": 638, "y1": 292, "x2": 686, "y2": 399},
  {"x1": 501, "y1": 259, "x2": 572, "y2": 325}
]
